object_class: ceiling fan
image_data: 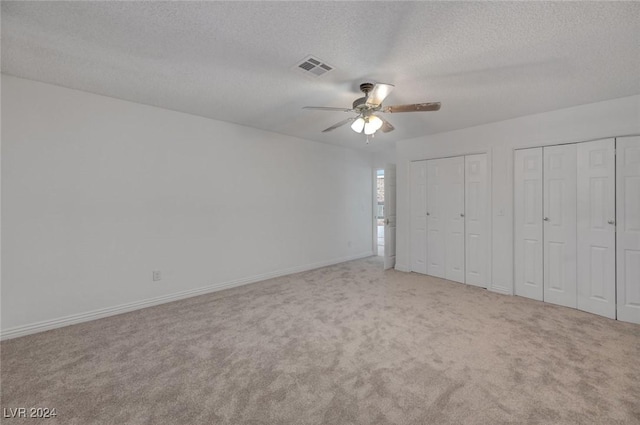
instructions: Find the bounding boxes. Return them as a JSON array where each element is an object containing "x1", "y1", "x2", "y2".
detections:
[{"x1": 303, "y1": 82, "x2": 441, "y2": 139}]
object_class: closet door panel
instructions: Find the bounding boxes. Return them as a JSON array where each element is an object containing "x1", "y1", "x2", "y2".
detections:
[
  {"x1": 617, "y1": 136, "x2": 640, "y2": 324},
  {"x1": 410, "y1": 161, "x2": 428, "y2": 274},
  {"x1": 445, "y1": 156, "x2": 466, "y2": 283},
  {"x1": 577, "y1": 139, "x2": 616, "y2": 319},
  {"x1": 543, "y1": 144, "x2": 577, "y2": 308},
  {"x1": 427, "y1": 159, "x2": 445, "y2": 278},
  {"x1": 514, "y1": 148, "x2": 543, "y2": 301},
  {"x1": 465, "y1": 154, "x2": 489, "y2": 288}
]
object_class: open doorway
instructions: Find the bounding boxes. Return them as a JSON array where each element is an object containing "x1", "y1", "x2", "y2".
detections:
[
  {"x1": 374, "y1": 164, "x2": 396, "y2": 269},
  {"x1": 376, "y1": 169, "x2": 384, "y2": 256}
]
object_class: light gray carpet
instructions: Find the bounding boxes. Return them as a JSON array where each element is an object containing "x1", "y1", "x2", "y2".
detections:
[{"x1": 1, "y1": 257, "x2": 639, "y2": 425}]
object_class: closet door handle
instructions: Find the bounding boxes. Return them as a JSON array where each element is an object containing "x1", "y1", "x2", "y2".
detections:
[
  {"x1": 426, "y1": 212, "x2": 430, "y2": 216},
  {"x1": 608, "y1": 220, "x2": 615, "y2": 225},
  {"x1": 543, "y1": 217, "x2": 550, "y2": 221},
  {"x1": 460, "y1": 213, "x2": 465, "y2": 217}
]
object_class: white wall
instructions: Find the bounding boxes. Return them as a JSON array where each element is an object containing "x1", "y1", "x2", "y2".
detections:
[
  {"x1": 396, "y1": 95, "x2": 640, "y2": 294},
  {"x1": 1, "y1": 75, "x2": 374, "y2": 338},
  {"x1": 373, "y1": 146, "x2": 397, "y2": 169}
]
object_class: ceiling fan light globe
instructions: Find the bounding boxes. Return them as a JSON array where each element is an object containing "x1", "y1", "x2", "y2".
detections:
[
  {"x1": 364, "y1": 115, "x2": 383, "y2": 135},
  {"x1": 351, "y1": 117, "x2": 365, "y2": 133},
  {"x1": 368, "y1": 115, "x2": 383, "y2": 131},
  {"x1": 364, "y1": 123, "x2": 377, "y2": 135}
]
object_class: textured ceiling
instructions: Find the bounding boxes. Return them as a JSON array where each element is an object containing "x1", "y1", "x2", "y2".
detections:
[{"x1": 2, "y1": 1, "x2": 640, "y2": 151}]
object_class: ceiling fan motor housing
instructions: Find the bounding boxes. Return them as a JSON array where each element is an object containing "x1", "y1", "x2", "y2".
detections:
[
  {"x1": 352, "y1": 97, "x2": 367, "y2": 110},
  {"x1": 353, "y1": 83, "x2": 378, "y2": 112}
]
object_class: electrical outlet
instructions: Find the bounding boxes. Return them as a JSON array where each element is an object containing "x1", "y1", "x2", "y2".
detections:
[{"x1": 152, "y1": 270, "x2": 161, "y2": 281}]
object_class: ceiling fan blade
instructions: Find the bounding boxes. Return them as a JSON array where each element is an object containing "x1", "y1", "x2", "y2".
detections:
[
  {"x1": 322, "y1": 117, "x2": 356, "y2": 133},
  {"x1": 303, "y1": 106, "x2": 354, "y2": 112},
  {"x1": 378, "y1": 116, "x2": 395, "y2": 133},
  {"x1": 383, "y1": 102, "x2": 441, "y2": 113},
  {"x1": 365, "y1": 83, "x2": 395, "y2": 107}
]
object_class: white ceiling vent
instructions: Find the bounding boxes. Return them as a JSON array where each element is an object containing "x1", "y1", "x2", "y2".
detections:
[{"x1": 294, "y1": 56, "x2": 334, "y2": 78}]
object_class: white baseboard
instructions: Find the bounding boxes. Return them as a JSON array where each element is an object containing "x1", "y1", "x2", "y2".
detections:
[{"x1": 0, "y1": 252, "x2": 373, "y2": 341}]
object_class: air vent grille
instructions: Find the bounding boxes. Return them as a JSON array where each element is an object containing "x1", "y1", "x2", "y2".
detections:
[{"x1": 294, "y1": 55, "x2": 334, "y2": 78}]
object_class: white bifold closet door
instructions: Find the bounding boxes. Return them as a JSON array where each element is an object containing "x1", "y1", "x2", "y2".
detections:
[
  {"x1": 418, "y1": 154, "x2": 489, "y2": 285},
  {"x1": 514, "y1": 145, "x2": 578, "y2": 307},
  {"x1": 465, "y1": 154, "x2": 490, "y2": 288},
  {"x1": 543, "y1": 144, "x2": 577, "y2": 309},
  {"x1": 410, "y1": 161, "x2": 428, "y2": 274},
  {"x1": 514, "y1": 148, "x2": 544, "y2": 301},
  {"x1": 577, "y1": 139, "x2": 616, "y2": 319},
  {"x1": 444, "y1": 156, "x2": 466, "y2": 283},
  {"x1": 617, "y1": 136, "x2": 640, "y2": 324},
  {"x1": 516, "y1": 140, "x2": 618, "y2": 319},
  {"x1": 426, "y1": 156, "x2": 466, "y2": 282},
  {"x1": 426, "y1": 159, "x2": 446, "y2": 278}
]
